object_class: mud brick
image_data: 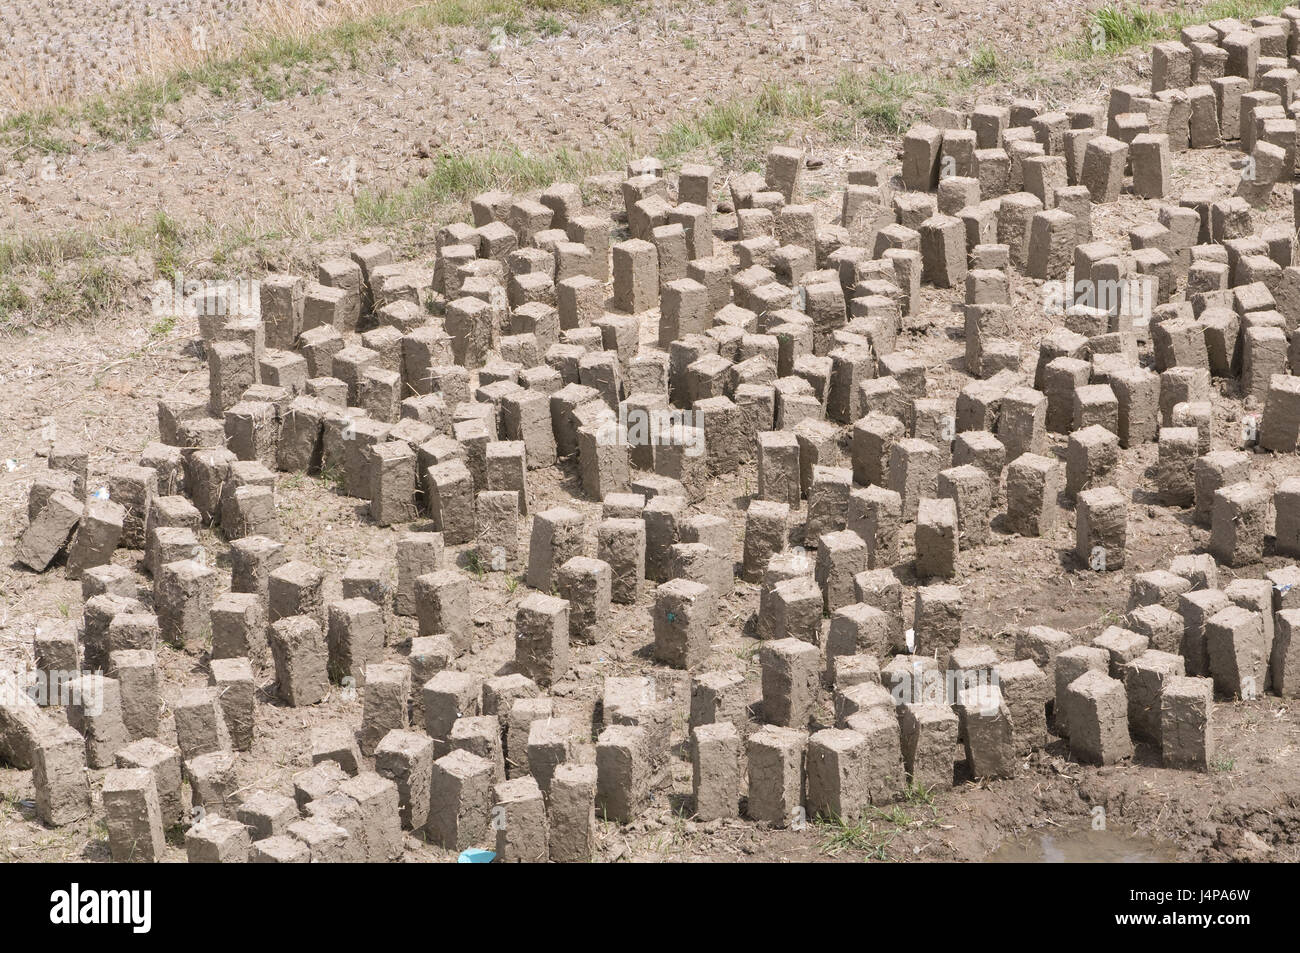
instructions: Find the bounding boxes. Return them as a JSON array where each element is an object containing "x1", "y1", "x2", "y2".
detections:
[
  {"x1": 553, "y1": 273, "x2": 603, "y2": 335},
  {"x1": 624, "y1": 499, "x2": 680, "y2": 593},
  {"x1": 1103, "y1": 364, "x2": 1159, "y2": 448},
  {"x1": 686, "y1": 672, "x2": 750, "y2": 736},
  {"x1": 1007, "y1": 629, "x2": 1070, "y2": 697},
  {"x1": 912, "y1": 214, "x2": 964, "y2": 289},
  {"x1": 806, "y1": 527, "x2": 857, "y2": 608},
  {"x1": 200, "y1": 657, "x2": 252, "y2": 755},
  {"x1": 1269, "y1": 602, "x2": 1300, "y2": 697},
  {"x1": 762, "y1": 575, "x2": 820, "y2": 645},
  {"x1": 25, "y1": 719, "x2": 93, "y2": 829},
  {"x1": 1241, "y1": 326, "x2": 1287, "y2": 403},
  {"x1": 369, "y1": 730, "x2": 432, "y2": 831},
  {"x1": 843, "y1": 490, "x2": 898, "y2": 572},
  {"x1": 207, "y1": 339, "x2": 255, "y2": 417},
  {"x1": 305, "y1": 274, "x2": 355, "y2": 334},
  {"x1": 101, "y1": 649, "x2": 157, "y2": 742},
  {"x1": 1075, "y1": 134, "x2": 1126, "y2": 204},
  {"x1": 1169, "y1": 553, "x2": 1217, "y2": 592},
  {"x1": 727, "y1": 506, "x2": 777, "y2": 593},
  {"x1": 944, "y1": 435, "x2": 1000, "y2": 496},
  {"x1": 266, "y1": 614, "x2": 328, "y2": 706},
  {"x1": 231, "y1": 790, "x2": 299, "y2": 845},
  {"x1": 33, "y1": 626, "x2": 79, "y2": 701},
  {"x1": 604, "y1": 238, "x2": 656, "y2": 315},
  {"x1": 878, "y1": 438, "x2": 936, "y2": 521},
  {"x1": 587, "y1": 724, "x2": 650, "y2": 824},
  {"x1": 55, "y1": 499, "x2": 122, "y2": 583},
  {"x1": 833, "y1": 679, "x2": 895, "y2": 727},
  {"x1": 1179, "y1": 589, "x2": 1231, "y2": 678},
  {"x1": 789, "y1": 417, "x2": 836, "y2": 494},
  {"x1": 1150, "y1": 39, "x2": 1192, "y2": 91},
  {"x1": 149, "y1": 558, "x2": 214, "y2": 650},
  {"x1": 108, "y1": 739, "x2": 181, "y2": 829},
  {"x1": 1070, "y1": 384, "x2": 1117, "y2": 437},
  {"x1": 1226, "y1": 579, "x2": 1275, "y2": 686},
  {"x1": 1210, "y1": 481, "x2": 1269, "y2": 568},
  {"x1": 1150, "y1": 426, "x2": 1198, "y2": 509},
  {"x1": 251, "y1": 834, "x2": 312, "y2": 862},
  {"x1": 1062, "y1": 424, "x2": 1116, "y2": 498},
  {"x1": 1257, "y1": 373, "x2": 1300, "y2": 452},
  {"x1": 684, "y1": 353, "x2": 734, "y2": 407},
  {"x1": 937, "y1": 177, "x2": 980, "y2": 218},
  {"x1": 286, "y1": 812, "x2": 355, "y2": 863},
  {"x1": 1054, "y1": 185, "x2": 1092, "y2": 247},
  {"x1": 1205, "y1": 605, "x2": 1267, "y2": 699},
  {"x1": 1060, "y1": 669, "x2": 1132, "y2": 764},
  {"x1": 804, "y1": 727, "x2": 877, "y2": 817},
  {"x1": 1003, "y1": 453, "x2": 1060, "y2": 537},
  {"x1": 418, "y1": 748, "x2": 494, "y2": 849},
  {"x1": 1154, "y1": 674, "x2": 1215, "y2": 770},
  {"x1": 223, "y1": 539, "x2": 280, "y2": 614},
  {"x1": 96, "y1": 469, "x2": 153, "y2": 555},
  {"x1": 209, "y1": 600, "x2": 266, "y2": 689},
  {"x1": 756, "y1": 637, "x2": 818, "y2": 728},
  {"x1": 1220, "y1": 28, "x2": 1261, "y2": 84},
  {"x1": 791, "y1": 465, "x2": 847, "y2": 545},
  {"x1": 547, "y1": 556, "x2": 609, "y2": 646},
  {"x1": 66, "y1": 669, "x2": 128, "y2": 762},
  {"x1": 1119, "y1": 649, "x2": 1185, "y2": 746},
  {"x1": 897, "y1": 124, "x2": 941, "y2": 191},
  {"x1": 81, "y1": 594, "x2": 144, "y2": 670},
  {"x1": 547, "y1": 383, "x2": 599, "y2": 456},
  {"x1": 412, "y1": 673, "x2": 482, "y2": 766},
  {"x1": 171, "y1": 685, "x2": 232, "y2": 765},
  {"x1": 189, "y1": 754, "x2": 239, "y2": 826},
  {"x1": 907, "y1": 584, "x2": 959, "y2": 667},
  {"x1": 965, "y1": 104, "x2": 1008, "y2": 150},
  {"x1": 517, "y1": 512, "x2": 582, "y2": 600},
  {"x1": 417, "y1": 459, "x2": 471, "y2": 546},
  {"x1": 1037, "y1": 357, "x2": 1087, "y2": 435},
  {"x1": 1020, "y1": 208, "x2": 1072, "y2": 280},
  {"x1": 1158, "y1": 370, "x2": 1211, "y2": 431},
  {"x1": 291, "y1": 761, "x2": 346, "y2": 815},
  {"x1": 935, "y1": 463, "x2": 991, "y2": 546},
  {"x1": 504, "y1": 592, "x2": 569, "y2": 688},
  {"x1": 138, "y1": 442, "x2": 186, "y2": 501},
  {"x1": 320, "y1": 597, "x2": 382, "y2": 690},
  {"x1": 672, "y1": 721, "x2": 737, "y2": 827},
  {"x1": 909, "y1": 497, "x2": 956, "y2": 579},
  {"x1": 409, "y1": 569, "x2": 472, "y2": 659},
  {"x1": 35, "y1": 458, "x2": 81, "y2": 521},
  {"x1": 1273, "y1": 478, "x2": 1300, "y2": 562},
  {"x1": 1075, "y1": 485, "x2": 1127, "y2": 572},
  {"x1": 182, "y1": 813, "x2": 251, "y2": 864},
  {"x1": 470, "y1": 491, "x2": 517, "y2": 574},
  {"x1": 1089, "y1": 626, "x2": 1148, "y2": 678},
  {"x1": 725, "y1": 727, "x2": 805, "y2": 834},
  {"x1": 274, "y1": 396, "x2": 327, "y2": 473},
  {"x1": 894, "y1": 702, "x2": 956, "y2": 792},
  {"x1": 398, "y1": 638, "x2": 449, "y2": 731},
  {"x1": 991, "y1": 194, "x2": 1038, "y2": 271}
]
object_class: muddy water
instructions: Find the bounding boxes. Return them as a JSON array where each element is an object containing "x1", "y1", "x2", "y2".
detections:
[{"x1": 987, "y1": 827, "x2": 1181, "y2": 863}]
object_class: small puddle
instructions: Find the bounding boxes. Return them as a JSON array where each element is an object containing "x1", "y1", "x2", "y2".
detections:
[{"x1": 987, "y1": 827, "x2": 1180, "y2": 863}]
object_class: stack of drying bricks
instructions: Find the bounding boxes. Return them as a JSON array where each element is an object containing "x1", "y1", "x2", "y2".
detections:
[{"x1": 10, "y1": 15, "x2": 1300, "y2": 863}]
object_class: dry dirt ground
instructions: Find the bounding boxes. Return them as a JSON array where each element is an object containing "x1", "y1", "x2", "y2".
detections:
[{"x1": 3, "y1": 1, "x2": 1300, "y2": 863}]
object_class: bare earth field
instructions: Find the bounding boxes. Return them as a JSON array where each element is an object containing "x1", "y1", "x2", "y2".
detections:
[{"x1": 2, "y1": 0, "x2": 1300, "y2": 865}]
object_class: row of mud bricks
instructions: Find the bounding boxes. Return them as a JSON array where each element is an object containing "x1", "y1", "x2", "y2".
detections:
[{"x1": 6, "y1": 12, "x2": 1300, "y2": 862}]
